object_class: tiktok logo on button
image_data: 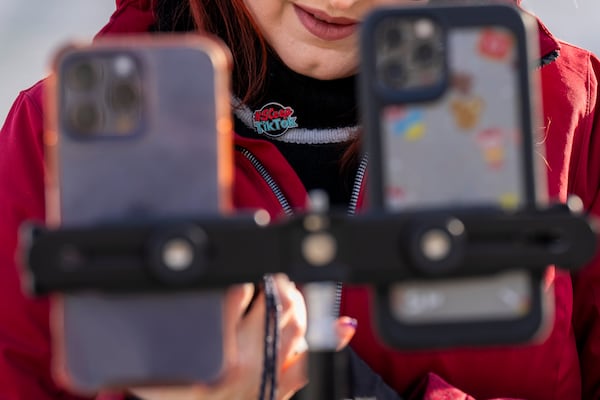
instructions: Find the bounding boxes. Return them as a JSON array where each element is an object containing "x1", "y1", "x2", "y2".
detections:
[{"x1": 253, "y1": 102, "x2": 298, "y2": 138}]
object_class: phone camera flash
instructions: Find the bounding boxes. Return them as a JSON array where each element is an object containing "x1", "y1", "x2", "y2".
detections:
[
  {"x1": 414, "y1": 18, "x2": 435, "y2": 39},
  {"x1": 113, "y1": 54, "x2": 136, "y2": 77}
]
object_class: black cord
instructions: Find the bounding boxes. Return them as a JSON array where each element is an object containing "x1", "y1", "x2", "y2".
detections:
[{"x1": 259, "y1": 274, "x2": 281, "y2": 400}]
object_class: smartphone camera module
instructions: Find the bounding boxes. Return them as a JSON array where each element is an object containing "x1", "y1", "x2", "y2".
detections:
[
  {"x1": 61, "y1": 51, "x2": 144, "y2": 138},
  {"x1": 376, "y1": 16, "x2": 445, "y2": 92}
]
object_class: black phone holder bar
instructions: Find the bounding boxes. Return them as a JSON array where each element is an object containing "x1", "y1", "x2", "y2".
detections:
[
  {"x1": 22, "y1": 203, "x2": 596, "y2": 294},
  {"x1": 19, "y1": 200, "x2": 598, "y2": 399}
]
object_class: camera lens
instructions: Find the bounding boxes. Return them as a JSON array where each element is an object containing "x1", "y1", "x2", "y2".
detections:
[
  {"x1": 385, "y1": 26, "x2": 403, "y2": 49},
  {"x1": 108, "y1": 80, "x2": 140, "y2": 112},
  {"x1": 413, "y1": 42, "x2": 436, "y2": 66},
  {"x1": 69, "y1": 102, "x2": 101, "y2": 134},
  {"x1": 381, "y1": 60, "x2": 407, "y2": 89},
  {"x1": 67, "y1": 61, "x2": 99, "y2": 91}
]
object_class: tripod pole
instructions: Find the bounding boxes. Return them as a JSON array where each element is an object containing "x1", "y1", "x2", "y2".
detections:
[{"x1": 299, "y1": 282, "x2": 350, "y2": 400}]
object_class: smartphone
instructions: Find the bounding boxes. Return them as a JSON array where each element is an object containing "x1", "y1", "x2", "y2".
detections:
[
  {"x1": 43, "y1": 34, "x2": 233, "y2": 393},
  {"x1": 359, "y1": 2, "x2": 549, "y2": 348}
]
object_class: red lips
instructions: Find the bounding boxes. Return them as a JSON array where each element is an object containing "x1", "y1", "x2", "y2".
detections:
[{"x1": 294, "y1": 4, "x2": 358, "y2": 41}]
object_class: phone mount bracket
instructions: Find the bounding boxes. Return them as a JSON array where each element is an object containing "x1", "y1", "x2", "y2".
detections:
[{"x1": 21, "y1": 202, "x2": 596, "y2": 295}]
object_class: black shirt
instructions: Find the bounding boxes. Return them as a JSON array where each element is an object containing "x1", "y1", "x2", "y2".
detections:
[{"x1": 233, "y1": 51, "x2": 361, "y2": 208}]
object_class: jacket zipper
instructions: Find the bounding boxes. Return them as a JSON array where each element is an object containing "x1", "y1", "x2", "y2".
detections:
[
  {"x1": 236, "y1": 145, "x2": 294, "y2": 216},
  {"x1": 347, "y1": 155, "x2": 368, "y2": 216},
  {"x1": 333, "y1": 154, "x2": 369, "y2": 317}
]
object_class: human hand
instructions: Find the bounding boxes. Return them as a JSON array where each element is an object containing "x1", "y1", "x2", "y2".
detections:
[{"x1": 131, "y1": 275, "x2": 356, "y2": 400}]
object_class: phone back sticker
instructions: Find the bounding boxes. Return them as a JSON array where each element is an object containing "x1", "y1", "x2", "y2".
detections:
[{"x1": 382, "y1": 28, "x2": 523, "y2": 210}]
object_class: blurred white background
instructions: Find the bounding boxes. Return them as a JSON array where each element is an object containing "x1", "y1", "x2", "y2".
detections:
[
  {"x1": 1, "y1": 1, "x2": 599, "y2": 125},
  {"x1": 0, "y1": 2, "x2": 115, "y2": 125},
  {"x1": 522, "y1": 0, "x2": 600, "y2": 54}
]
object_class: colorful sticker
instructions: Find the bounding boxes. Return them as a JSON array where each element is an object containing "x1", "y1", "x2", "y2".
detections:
[
  {"x1": 450, "y1": 96, "x2": 485, "y2": 131},
  {"x1": 253, "y1": 102, "x2": 298, "y2": 138},
  {"x1": 449, "y1": 72, "x2": 485, "y2": 131},
  {"x1": 476, "y1": 128, "x2": 507, "y2": 169},
  {"x1": 386, "y1": 185, "x2": 412, "y2": 209},
  {"x1": 451, "y1": 72, "x2": 473, "y2": 93},
  {"x1": 384, "y1": 107, "x2": 425, "y2": 141},
  {"x1": 478, "y1": 29, "x2": 514, "y2": 62},
  {"x1": 499, "y1": 193, "x2": 519, "y2": 209}
]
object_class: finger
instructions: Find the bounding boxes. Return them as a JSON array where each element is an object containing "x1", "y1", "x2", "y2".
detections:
[
  {"x1": 275, "y1": 282, "x2": 307, "y2": 367},
  {"x1": 237, "y1": 289, "x2": 267, "y2": 362},
  {"x1": 272, "y1": 273, "x2": 292, "y2": 284},
  {"x1": 281, "y1": 338, "x2": 308, "y2": 371},
  {"x1": 240, "y1": 288, "x2": 266, "y2": 330},
  {"x1": 277, "y1": 282, "x2": 307, "y2": 329},
  {"x1": 281, "y1": 315, "x2": 355, "y2": 367},
  {"x1": 224, "y1": 283, "x2": 255, "y2": 324},
  {"x1": 277, "y1": 349, "x2": 309, "y2": 400},
  {"x1": 270, "y1": 274, "x2": 298, "y2": 310},
  {"x1": 241, "y1": 276, "x2": 307, "y2": 377},
  {"x1": 282, "y1": 315, "x2": 355, "y2": 364},
  {"x1": 221, "y1": 284, "x2": 255, "y2": 367},
  {"x1": 335, "y1": 316, "x2": 358, "y2": 351}
]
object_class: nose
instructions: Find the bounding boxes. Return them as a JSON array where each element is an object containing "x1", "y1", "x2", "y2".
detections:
[{"x1": 328, "y1": 0, "x2": 359, "y2": 10}]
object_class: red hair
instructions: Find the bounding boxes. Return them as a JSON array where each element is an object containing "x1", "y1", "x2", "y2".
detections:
[{"x1": 187, "y1": 0, "x2": 269, "y2": 104}]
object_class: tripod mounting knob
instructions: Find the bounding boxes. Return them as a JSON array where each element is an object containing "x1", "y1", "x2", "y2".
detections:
[
  {"x1": 147, "y1": 224, "x2": 209, "y2": 286},
  {"x1": 404, "y1": 216, "x2": 466, "y2": 277}
]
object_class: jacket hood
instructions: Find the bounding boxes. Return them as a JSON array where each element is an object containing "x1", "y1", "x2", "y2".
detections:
[
  {"x1": 95, "y1": 0, "x2": 155, "y2": 37},
  {"x1": 96, "y1": 0, "x2": 560, "y2": 64}
]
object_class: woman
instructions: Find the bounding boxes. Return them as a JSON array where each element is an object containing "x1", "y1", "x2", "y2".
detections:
[{"x1": 1, "y1": 0, "x2": 600, "y2": 399}]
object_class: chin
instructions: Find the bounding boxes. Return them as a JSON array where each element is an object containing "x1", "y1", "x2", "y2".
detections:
[
  {"x1": 287, "y1": 59, "x2": 356, "y2": 80},
  {"x1": 274, "y1": 44, "x2": 357, "y2": 80}
]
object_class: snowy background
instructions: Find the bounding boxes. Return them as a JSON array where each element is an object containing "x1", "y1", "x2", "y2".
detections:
[{"x1": 1, "y1": 1, "x2": 599, "y2": 125}]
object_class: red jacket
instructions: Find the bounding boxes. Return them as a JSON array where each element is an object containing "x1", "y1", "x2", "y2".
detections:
[{"x1": 1, "y1": 1, "x2": 599, "y2": 399}]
